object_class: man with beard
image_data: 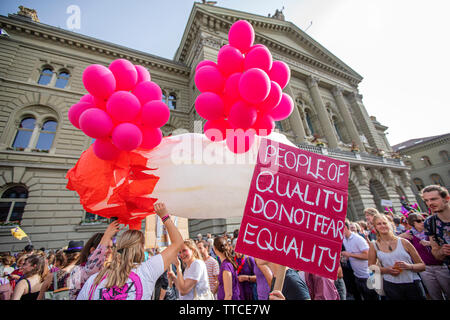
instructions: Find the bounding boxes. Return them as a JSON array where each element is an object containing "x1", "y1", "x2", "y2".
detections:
[{"x1": 421, "y1": 185, "x2": 450, "y2": 273}]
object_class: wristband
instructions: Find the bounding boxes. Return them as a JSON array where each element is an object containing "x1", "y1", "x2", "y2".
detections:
[{"x1": 161, "y1": 214, "x2": 170, "y2": 223}]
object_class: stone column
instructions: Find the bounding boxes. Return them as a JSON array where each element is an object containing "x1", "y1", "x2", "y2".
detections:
[
  {"x1": 285, "y1": 85, "x2": 306, "y2": 144},
  {"x1": 332, "y1": 86, "x2": 366, "y2": 152},
  {"x1": 349, "y1": 92, "x2": 385, "y2": 150},
  {"x1": 306, "y1": 76, "x2": 339, "y2": 148}
]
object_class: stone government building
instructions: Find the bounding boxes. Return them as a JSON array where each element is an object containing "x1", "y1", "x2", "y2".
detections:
[{"x1": 0, "y1": 3, "x2": 415, "y2": 252}]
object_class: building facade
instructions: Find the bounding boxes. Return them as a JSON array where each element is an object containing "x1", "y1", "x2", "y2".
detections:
[
  {"x1": 0, "y1": 3, "x2": 415, "y2": 251},
  {"x1": 392, "y1": 133, "x2": 450, "y2": 210}
]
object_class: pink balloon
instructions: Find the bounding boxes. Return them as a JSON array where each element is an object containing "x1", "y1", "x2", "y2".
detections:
[
  {"x1": 68, "y1": 102, "x2": 94, "y2": 129},
  {"x1": 135, "y1": 65, "x2": 151, "y2": 83},
  {"x1": 269, "y1": 61, "x2": 291, "y2": 89},
  {"x1": 204, "y1": 119, "x2": 231, "y2": 142},
  {"x1": 228, "y1": 20, "x2": 255, "y2": 54},
  {"x1": 140, "y1": 127, "x2": 163, "y2": 150},
  {"x1": 194, "y1": 65, "x2": 225, "y2": 94},
  {"x1": 79, "y1": 94, "x2": 95, "y2": 104},
  {"x1": 132, "y1": 81, "x2": 163, "y2": 105},
  {"x1": 249, "y1": 44, "x2": 266, "y2": 51},
  {"x1": 259, "y1": 81, "x2": 282, "y2": 113},
  {"x1": 195, "y1": 60, "x2": 217, "y2": 72},
  {"x1": 106, "y1": 91, "x2": 141, "y2": 123},
  {"x1": 223, "y1": 72, "x2": 242, "y2": 105},
  {"x1": 79, "y1": 108, "x2": 114, "y2": 139},
  {"x1": 244, "y1": 45, "x2": 273, "y2": 73},
  {"x1": 239, "y1": 68, "x2": 270, "y2": 104},
  {"x1": 195, "y1": 92, "x2": 225, "y2": 121},
  {"x1": 111, "y1": 123, "x2": 142, "y2": 151},
  {"x1": 82, "y1": 64, "x2": 116, "y2": 99},
  {"x1": 94, "y1": 96, "x2": 108, "y2": 110},
  {"x1": 109, "y1": 59, "x2": 138, "y2": 91},
  {"x1": 252, "y1": 114, "x2": 275, "y2": 136},
  {"x1": 226, "y1": 129, "x2": 256, "y2": 154},
  {"x1": 141, "y1": 100, "x2": 170, "y2": 128},
  {"x1": 217, "y1": 45, "x2": 244, "y2": 76},
  {"x1": 93, "y1": 138, "x2": 121, "y2": 160},
  {"x1": 228, "y1": 101, "x2": 257, "y2": 130},
  {"x1": 270, "y1": 93, "x2": 294, "y2": 121}
]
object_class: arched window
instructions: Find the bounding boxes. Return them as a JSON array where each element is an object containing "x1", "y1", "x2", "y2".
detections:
[
  {"x1": 332, "y1": 116, "x2": 343, "y2": 141},
  {"x1": 35, "y1": 119, "x2": 57, "y2": 151},
  {"x1": 413, "y1": 178, "x2": 425, "y2": 191},
  {"x1": 305, "y1": 109, "x2": 314, "y2": 135},
  {"x1": 55, "y1": 70, "x2": 70, "y2": 89},
  {"x1": 439, "y1": 150, "x2": 449, "y2": 162},
  {"x1": 430, "y1": 174, "x2": 444, "y2": 186},
  {"x1": 161, "y1": 91, "x2": 167, "y2": 104},
  {"x1": 421, "y1": 156, "x2": 432, "y2": 167},
  {"x1": 37, "y1": 68, "x2": 53, "y2": 85},
  {"x1": 168, "y1": 93, "x2": 177, "y2": 110},
  {"x1": 0, "y1": 185, "x2": 28, "y2": 224},
  {"x1": 12, "y1": 117, "x2": 36, "y2": 150}
]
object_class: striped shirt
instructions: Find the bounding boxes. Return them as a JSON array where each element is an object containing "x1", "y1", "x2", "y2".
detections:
[{"x1": 204, "y1": 256, "x2": 220, "y2": 293}]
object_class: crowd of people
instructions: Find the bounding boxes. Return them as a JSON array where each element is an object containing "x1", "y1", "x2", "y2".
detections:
[{"x1": 0, "y1": 185, "x2": 448, "y2": 301}]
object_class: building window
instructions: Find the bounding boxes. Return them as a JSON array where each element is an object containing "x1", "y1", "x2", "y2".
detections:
[
  {"x1": 35, "y1": 120, "x2": 57, "y2": 151},
  {"x1": 332, "y1": 116, "x2": 343, "y2": 141},
  {"x1": 11, "y1": 116, "x2": 58, "y2": 152},
  {"x1": 0, "y1": 185, "x2": 28, "y2": 225},
  {"x1": 55, "y1": 70, "x2": 70, "y2": 89},
  {"x1": 37, "y1": 68, "x2": 53, "y2": 85},
  {"x1": 430, "y1": 174, "x2": 444, "y2": 186},
  {"x1": 275, "y1": 121, "x2": 283, "y2": 131},
  {"x1": 413, "y1": 178, "x2": 425, "y2": 191},
  {"x1": 12, "y1": 117, "x2": 36, "y2": 150},
  {"x1": 439, "y1": 150, "x2": 449, "y2": 162},
  {"x1": 83, "y1": 211, "x2": 108, "y2": 224},
  {"x1": 161, "y1": 91, "x2": 167, "y2": 104},
  {"x1": 421, "y1": 156, "x2": 432, "y2": 166},
  {"x1": 305, "y1": 110, "x2": 314, "y2": 135},
  {"x1": 168, "y1": 93, "x2": 177, "y2": 110}
]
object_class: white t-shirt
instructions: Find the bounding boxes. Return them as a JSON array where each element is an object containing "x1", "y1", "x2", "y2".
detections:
[
  {"x1": 77, "y1": 254, "x2": 164, "y2": 300},
  {"x1": 343, "y1": 232, "x2": 370, "y2": 279},
  {"x1": 179, "y1": 259, "x2": 210, "y2": 300}
]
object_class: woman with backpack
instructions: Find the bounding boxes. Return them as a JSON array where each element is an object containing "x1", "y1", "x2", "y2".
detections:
[{"x1": 77, "y1": 202, "x2": 184, "y2": 300}]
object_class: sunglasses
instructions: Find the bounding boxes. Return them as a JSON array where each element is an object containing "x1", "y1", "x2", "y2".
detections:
[{"x1": 415, "y1": 219, "x2": 425, "y2": 223}]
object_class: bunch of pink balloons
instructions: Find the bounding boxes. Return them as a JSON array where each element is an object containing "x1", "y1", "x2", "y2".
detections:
[
  {"x1": 68, "y1": 59, "x2": 170, "y2": 160},
  {"x1": 194, "y1": 20, "x2": 293, "y2": 154}
]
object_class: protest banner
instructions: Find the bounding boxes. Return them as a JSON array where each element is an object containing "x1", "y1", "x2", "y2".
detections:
[{"x1": 235, "y1": 138, "x2": 349, "y2": 280}]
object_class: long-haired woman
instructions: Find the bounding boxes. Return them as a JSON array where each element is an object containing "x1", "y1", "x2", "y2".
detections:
[
  {"x1": 11, "y1": 254, "x2": 46, "y2": 300},
  {"x1": 368, "y1": 213, "x2": 426, "y2": 300},
  {"x1": 77, "y1": 202, "x2": 183, "y2": 300},
  {"x1": 168, "y1": 239, "x2": 211, "y2": 300},
  {"x1": 213, "y1": 236, "x2": 241, "y2": 300},
  {"x1": 68, "y1": 220, "x2": 119, "y2": 299}
]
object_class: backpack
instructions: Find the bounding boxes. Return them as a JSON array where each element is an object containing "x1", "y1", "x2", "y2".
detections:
[
  {"x1": 88, "y1": 272, "x2": 143, "y2": 300},
  {"x1": 427, "y1": 215, "x2": 450, "y2": 268},
  {"x1": 44, "y1": 272, "x2": 70, "y2": 300}
]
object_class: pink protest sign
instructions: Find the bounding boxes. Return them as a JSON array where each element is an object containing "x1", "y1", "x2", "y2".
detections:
[{"x1": 235, "y1": 138, "x2": 349, "y2": 280}]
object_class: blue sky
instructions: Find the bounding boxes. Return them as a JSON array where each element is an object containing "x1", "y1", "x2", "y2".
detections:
[{"x1": 1, "y1": 0, "x2": 449, "y2": 146}]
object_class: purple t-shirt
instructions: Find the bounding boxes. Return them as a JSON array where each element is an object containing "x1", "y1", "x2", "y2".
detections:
[
  {"x1": 407, "y1": 230, "x2": 442, "y2": 265},
  {"x1": 217, "y1": 259, "x2": 240, "y2": 300},
  {"x1": 253, "y1": 263, "x2": 270, "y2": 300}
]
